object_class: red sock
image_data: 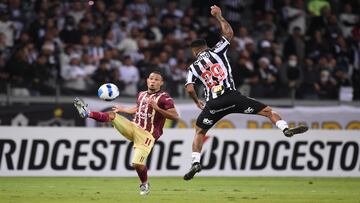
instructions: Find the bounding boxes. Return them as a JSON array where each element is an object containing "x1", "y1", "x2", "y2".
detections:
[
  {"x1": 135, "y1": 166, "x2": 148, "y2": 183},
  {"x1": 89, "y1": 112, "x2": 110, "y2": 122}
]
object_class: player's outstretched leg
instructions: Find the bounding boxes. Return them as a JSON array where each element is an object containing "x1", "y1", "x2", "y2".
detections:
[
  {"x1": 183, "y1": 162, "x2": 202, "y2": 181},
  {"x1": 283, "y1": 125, "x2": 308, "y2": 137},
  {"x1": 257, "y1": 106, "x2": 308, "y2": 137},
  {"x1": 74, "y1": 97, "x2": 90, "y2": 118}
]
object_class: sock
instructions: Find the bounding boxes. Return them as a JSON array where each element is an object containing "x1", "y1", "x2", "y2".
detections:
[
  {"x1": 135, "y1": 166, "x2": 148, "y2": 184},
  {"x1": 276, "y1": 120, "x2": 289, "y2": 131},
  {"x1": 89, "y1": 112, "x2": 110, "y2": 122},
  {"x1": 192, "y1": 152, "x2": 201, "y2": 164}
]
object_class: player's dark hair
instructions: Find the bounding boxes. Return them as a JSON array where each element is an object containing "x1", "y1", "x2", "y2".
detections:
[
  {"x1": 149, "y1": 70, "x2": 164, "y2": 81},
  {"x1": 190, "y1": 39, "x2": 207, "y2": 48}
]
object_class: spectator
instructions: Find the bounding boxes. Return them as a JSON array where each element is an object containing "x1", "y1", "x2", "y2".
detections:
[
  {"x1": 235, "y1": 50, "x2": 257, "y2": 96},
  {"x1": 283, "y1": 26, "x2": 305, "y2": 62},
  {"x1": 339, "y1": 3, "x2": 358, "y2": 38},
  {"x1": 81, "y1": 53, "x2": 97, "y2": 77},
  {"x1": 351, "y1": 28, "x2": 360, "y2": 100},
  {"x1": 300, "y1": 58, "x2": 319, "y2": 99},
  {"x1": 117, "y1": 27, "x2": 139, "y2": 56},
  {"x1": 315, "y1": 69, "x2": 338, "y2": 99},
  {"x1": 118, "y1": 56, "x2": 139, "y2": 96},
  {"x1": 59, "y1": 15, "x2": 80, "y2": 44},
  {"x1": 0, "y1": 32, "x2": 10, "y2": 93},
  {"x1": 61, "y1": 54, "x2": 88, "y2": 95},
  {"x1": 68, "y1": 1, "x2": 85, "y2": 26},
  {"x1": 306, "y1": 30, "x2": 330, "y2": 60},
  {"x1": 29, "y1": 54, "x2": 54, "y2": 95},
  {"x1": 92, "y1": 59, "x2": 115, "y2": 87},
  {"x1": 307, "y1": 0, "x2": 330, "y2": 16},
  {"x1": 233, "y1": 26, "x2": 253, "y2": 52},
  {"x1": 281, "y1": 0, "x2": 306, "y2": 35},
  {"x1": 160, "y1": 0, "x2": 184, "y2": 22},
  {"x1": 0, "y1": 11, "x2": 15, "y2": 47},
  {"x1": 253, "y1": 57, "x2": 279, "y2": 98},
  {"x1": 307, "y1": 5, "x2": 332, "y2": 37},
  {"x1": 143, "y1": 16, "x2": 162, "y2": 44},
  {"x1": 6, "y1": 48, "x2": 31, "y2": 96},
  {"x1": 222, "y1": 0, "x2": 244, "y2": 30},
  {"x1": 279, "y1": 55, "x2": 303, "y2": 98},
  {"x1": 89, "y1": 35, "x2": 105, "y2": 63}
]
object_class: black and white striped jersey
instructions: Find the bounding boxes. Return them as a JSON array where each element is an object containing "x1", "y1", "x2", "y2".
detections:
[{"x1": 185, "y1": 36, "x2": 236, "y2": 101}]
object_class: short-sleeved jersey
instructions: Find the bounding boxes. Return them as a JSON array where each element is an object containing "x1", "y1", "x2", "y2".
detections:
[
  {"x1": 133, "y1": 91, "x2": 175, "y2": 140},
  {"x1": 185, "y1": 36, "x2": 236, "y2": 101}
]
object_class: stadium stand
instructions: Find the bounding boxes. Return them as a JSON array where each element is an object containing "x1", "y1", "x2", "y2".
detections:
[{"x1": 0, "y1": 0, "x2": 359, "y2": 101}]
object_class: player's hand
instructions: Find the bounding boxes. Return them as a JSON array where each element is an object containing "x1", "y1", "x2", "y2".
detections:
[
  {"x1": 196, "y1": 100, "x2": 205, "y2": 110},
  {"x1": 210, "y1": 5, "x2": 222, "y2": 18},
  {"x1": 112, "y1": 105, "x2": 125, "y2": 113},
  {"x1": 149, "y1": 99, "x2": 160, "y2": 111}
]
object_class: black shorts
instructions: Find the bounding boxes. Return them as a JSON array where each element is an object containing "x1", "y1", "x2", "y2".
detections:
[{"x1": 196, "y1": 90, "x2": 267, "y2": 129}]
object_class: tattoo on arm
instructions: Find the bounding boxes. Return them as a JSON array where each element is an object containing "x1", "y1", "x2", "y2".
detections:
[{"x1": 217, "y1": 16, "x2": 233, "y2": 41}]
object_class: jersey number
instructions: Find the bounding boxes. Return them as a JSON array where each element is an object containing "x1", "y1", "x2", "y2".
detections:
[
  {"x1": 145, "y1": 138, "x2": 152, "y2": 146},
  {"x1": 200, "y1": 64, "x2": 226, "y2": 88}
]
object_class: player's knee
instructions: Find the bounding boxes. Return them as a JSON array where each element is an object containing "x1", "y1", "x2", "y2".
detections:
[
  {"x1": 108, "y1": 112, "x2": 116, "y2": 120},
  {"x1": 259, "y1": 106, "x2": 272, "y2": 117},
  {"x1": 195, "y1": 126, "x2": 207, "y2": 136},
  {"x1": 132, "y1": 163, "x2": 145, "y2": 170}
]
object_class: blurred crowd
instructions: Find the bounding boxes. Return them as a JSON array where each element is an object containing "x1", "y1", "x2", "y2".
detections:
[{"x1": 0, "y1": 0, "x2": 359, "y2": 100}]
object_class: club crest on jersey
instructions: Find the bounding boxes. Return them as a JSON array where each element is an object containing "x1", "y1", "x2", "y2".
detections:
[
  {"x1": 244, "y1": 107, "x2": 254, "y2": 114},
  {"x1": 203, "y1": 118, "x2": 213, "y2": 125}
]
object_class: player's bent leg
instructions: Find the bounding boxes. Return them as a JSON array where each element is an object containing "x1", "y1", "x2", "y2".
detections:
[
  {"x1": 133, "y1": 148, "x2": 150, "y2": 195},
  {"x1": 257, "y1": 106, "x2": 281, "y2": 124},
  {"x1": 257, "y1": 106, "x2": 308, "y2": 137},
  {"x1": 184, "y1": 126, "x2": 207, "y2": 181}
]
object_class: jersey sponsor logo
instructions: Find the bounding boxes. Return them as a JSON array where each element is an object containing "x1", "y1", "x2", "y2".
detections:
[
  {"x1": 209, "y1": 104, "x2": 236, "y2": 114},
  {"x1": 202, "y1": 118, "x2": 213, "y2": 125},
  {"x1": 244, "y1": 107, "x2": 254, "y2": 114},
  {"x1": 211, "y1": 84, "x2": 224, "y2": 93},
  {"x1": 136, "y1": 111, "x2": 153, "y2": 119}
]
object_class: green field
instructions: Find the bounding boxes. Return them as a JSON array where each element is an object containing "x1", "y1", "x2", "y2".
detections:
[{"x1": 1, "y1": 177, "x2": 360, "y2": 203}]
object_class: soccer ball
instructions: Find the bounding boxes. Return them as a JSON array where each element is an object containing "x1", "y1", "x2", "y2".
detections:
[{"x1": 98, "y1": 83, "x2": 120, "y2": 101}]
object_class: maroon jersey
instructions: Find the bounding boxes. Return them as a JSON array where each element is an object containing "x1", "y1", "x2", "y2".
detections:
[{"x1": 133, "y1": 91, "x2": 175, "y2": 140}]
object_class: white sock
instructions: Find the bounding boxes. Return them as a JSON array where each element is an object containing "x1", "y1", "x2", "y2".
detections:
[
  {"x1": 276, "y1": 120, "x2": 289, "y2": 131},
  {"x1": 192, "y1": 152, "x2": 201, "y2": 164}
]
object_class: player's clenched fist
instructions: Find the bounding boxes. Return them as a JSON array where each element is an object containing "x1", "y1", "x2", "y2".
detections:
[{"x1": 210, "y1": 5, "x2": 222, "y2": 18}]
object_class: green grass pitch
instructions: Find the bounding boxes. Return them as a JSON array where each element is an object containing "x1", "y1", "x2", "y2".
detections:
[{"x1": 1, "y1": 177, "x2": 360, "y2": 203}]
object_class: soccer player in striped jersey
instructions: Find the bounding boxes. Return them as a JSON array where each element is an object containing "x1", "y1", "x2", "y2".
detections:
[
  {"x1": 183, "y1": 5, "x2": 308, "y2": 180},
  {"x1": 74, "y1": 71, "x2": 179, "y2": 195}
]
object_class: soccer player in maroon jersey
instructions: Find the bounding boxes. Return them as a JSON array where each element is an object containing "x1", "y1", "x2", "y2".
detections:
[{"x1": 74, "y1": 71, "x2": 179, "y2": 195}]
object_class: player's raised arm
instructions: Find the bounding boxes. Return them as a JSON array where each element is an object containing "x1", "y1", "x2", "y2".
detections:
[{"x1": 211, "y1": 5, "x2": 233, "y2": 41}]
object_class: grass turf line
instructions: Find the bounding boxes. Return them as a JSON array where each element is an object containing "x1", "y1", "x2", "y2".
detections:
[{"x1": 0, "y1": 177, "x2": 360, "y2": 203}]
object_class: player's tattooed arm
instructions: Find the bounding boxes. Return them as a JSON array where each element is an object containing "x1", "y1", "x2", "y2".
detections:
[{"x1": 211, "y1": 5, "x2": 234, "y2": 41}]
